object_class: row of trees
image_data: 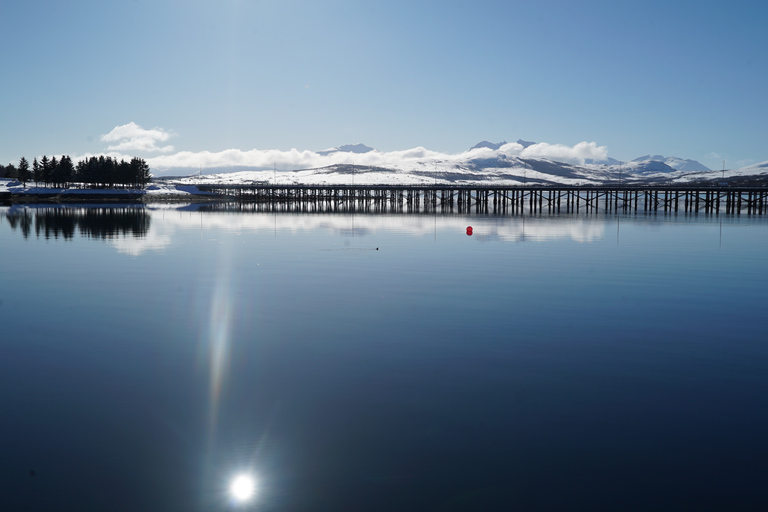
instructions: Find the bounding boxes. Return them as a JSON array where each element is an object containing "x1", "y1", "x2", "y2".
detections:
[{"x1": 1, "y1": 155, "x2": 151, "y2": 188}]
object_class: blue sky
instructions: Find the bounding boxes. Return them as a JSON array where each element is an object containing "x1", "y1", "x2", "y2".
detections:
[{"x1": 2, "y1": 0, "x2": 766, "y2": 170}]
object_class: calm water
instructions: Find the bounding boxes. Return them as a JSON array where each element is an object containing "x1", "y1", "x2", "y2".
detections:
[{"x1": 2, "y1": 205, "x2": 768, "y2": 511}]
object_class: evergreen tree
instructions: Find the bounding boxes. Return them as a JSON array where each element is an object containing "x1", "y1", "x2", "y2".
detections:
[
  {"x1": 76, "y1": 158, "x2": 92, "y2": 185},
  {"x1": 6, "y1": 163, "x2": 18, "y2": 179},
  {"x1": 54, "y1": 155, "x2": 74, "y2": 186},
  {"x1": 40, "y1": 155, "x2": 51, "y2": 186},
  {"x1": 70, "y1": 156, "x2": 81, "y2": 183},
  {"x1": 17, "y1": 157, "x2": 30, "y2": 185},
  {"x1": 49, "y1": 156, "x2": 59, "y2": 187},
  {"x1": 1, "y1": 154, "x2": 151, "y2": 189},
  {"x1": 131, "y1": 157, "x2": 151, "y2": 187},
  {"x1": 98, "y1": 156, "x2": 110, "y2": 187},
  {"x1": 32, "y1": 157, "x2": 42, "y2": 185},
  {"x1": 116, "y1": 159, "x2": 131, "y2": 187}
]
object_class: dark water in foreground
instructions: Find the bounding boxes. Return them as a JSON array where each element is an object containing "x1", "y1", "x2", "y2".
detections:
[{"x1": 1, "y1": 205, "x2": 768, "y2": 511}]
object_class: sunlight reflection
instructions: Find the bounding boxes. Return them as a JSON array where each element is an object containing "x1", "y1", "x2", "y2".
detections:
[
  {"x1": 229, "y1": 473, "x2": 257, "y2": 503},
  {"x1": 206, "y1": 272, "x2": 233, "y2": 435}
]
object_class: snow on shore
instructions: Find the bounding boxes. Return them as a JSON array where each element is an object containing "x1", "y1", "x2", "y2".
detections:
[{"x1": 0, "y1": 179, "x2": 211, "y2": 196}]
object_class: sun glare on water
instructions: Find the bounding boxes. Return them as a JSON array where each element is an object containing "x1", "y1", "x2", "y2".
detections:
[{"x1": 229, "y1": 474, "x2": 257, "y2": 503}]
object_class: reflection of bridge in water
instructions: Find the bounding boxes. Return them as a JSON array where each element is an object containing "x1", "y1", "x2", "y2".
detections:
[{"x1": 198, "y1": 185, "x2": 768, "y2": 215}]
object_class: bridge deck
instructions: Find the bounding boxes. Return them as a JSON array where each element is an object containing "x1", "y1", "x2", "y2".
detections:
[{"x1": 197, "y1": 184, "x2": 768, "y2": 215}]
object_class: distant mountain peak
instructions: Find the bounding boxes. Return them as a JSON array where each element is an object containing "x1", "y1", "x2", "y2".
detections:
[
  {"x1": 470, "y1": 139, "x2": 538, "y2": 152},
  {"x1": 471, "y1": 141, "x2": 508, "y2": 151},
  {"x1": 317, "y1": 143, "x2": 375, "y2": 155},
  {"x1": 632, "y1": 154, "x2": 710, "y2": 172},
  {"x1": 633, "y1": 154, "x2": 666, "y2": 162}
]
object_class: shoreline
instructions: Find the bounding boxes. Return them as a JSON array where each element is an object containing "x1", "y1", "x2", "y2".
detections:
[
  {"x1": 0, "y1": 181, "x2": 230, "y2": 205},
  {"x1": 2, "y1": 192, "x2": 230, "y2": 204}
]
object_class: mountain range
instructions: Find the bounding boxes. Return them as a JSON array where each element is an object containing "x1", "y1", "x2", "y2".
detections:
[
  {"x1": 631, "y1": 155, "x2": 710, "y2": 172},
  {"x1": 155, "y1": 140, "x2": 767, "y2": 186},
  {"x1": 471, "y1": 141, "x2": 711, "y2": 172}
]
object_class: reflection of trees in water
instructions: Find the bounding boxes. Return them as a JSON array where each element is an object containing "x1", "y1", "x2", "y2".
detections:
[
  {"x1": 5, "y1": 207, "x2": 151, "y2": 240},
  {"x1": 5, "y1": 208, "x2": 34, "y2": 238}
]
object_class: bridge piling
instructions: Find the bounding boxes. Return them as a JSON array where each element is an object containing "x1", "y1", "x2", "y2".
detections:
[{"x1": 196, "y1": 184, "x2": 768, "y2": 216}]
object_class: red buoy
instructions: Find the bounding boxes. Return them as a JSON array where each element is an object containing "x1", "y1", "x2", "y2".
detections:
[{"x1": 466, "y1": 226, "x2": 473, "y2": 236}]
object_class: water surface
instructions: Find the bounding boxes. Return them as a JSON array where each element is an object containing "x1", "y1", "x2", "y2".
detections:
[{"x1": 2, "y1": 206, "x2": 767, "y2": 511}]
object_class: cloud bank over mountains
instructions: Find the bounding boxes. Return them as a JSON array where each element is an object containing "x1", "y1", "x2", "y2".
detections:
[
  {"x1": 506, "y1": 141, "x2": 608, "y2": 164},
  {"x1": 144, "y1": 142, "x2": 608, "y2": 176},
  {"x1": 90, "y1": 122, "x2": 728, "y2": 179},
  {"x1": 93, "y1": 123, "x2": 611, "y2": 176}
]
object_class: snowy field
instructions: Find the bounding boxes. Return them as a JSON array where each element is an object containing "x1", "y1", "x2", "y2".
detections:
[
  {"x1": 164, "y1": 166, "x2": 594, "y2": 188},
  {"x1": 158, "y1": 157, "x2": 768, "y2": 188}
]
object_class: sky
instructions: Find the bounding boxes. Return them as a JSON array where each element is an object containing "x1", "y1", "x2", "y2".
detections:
[{"x1": 2, "y1": 0, "x2": 767, "y2": 173}]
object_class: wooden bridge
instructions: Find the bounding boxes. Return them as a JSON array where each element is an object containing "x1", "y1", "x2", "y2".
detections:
[{"x1": 197, "y1": 184, "x2": 768, "y2": 215}]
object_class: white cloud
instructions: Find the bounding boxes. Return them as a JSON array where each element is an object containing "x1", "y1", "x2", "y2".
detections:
[
  {"x1": 498, "y1": 141, "x2": 608, "y2": 164},
  {"x1": 93, "y1": 123, "x2": 611, "y2": 175},
  {"x1": 141, "y1": 141, "x2": 609, "y2": 175},
  {"x1": 100, "y1": 122, "x2": 175, "y2": 153},
  {"x1": 143, "y1": 146, "x2": 466, "y2": 175}
]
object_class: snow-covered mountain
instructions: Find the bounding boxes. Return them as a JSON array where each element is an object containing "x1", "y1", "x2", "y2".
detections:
[
  {"x1": 632, "y1": 155, "x2": 710, "y2": 172},
  {"x1": 163, "y1": 156, "x2": 768, "y2": 188},
  {"x1": 604, "y1": 160, "x2": 677, "y2": 175},
  {"x1": 585, "y1": 156, "x2": 621, "y2": 166},
  {"x1": 734, "y1": 160, "x2": 768, "y2": 174},
  {"x1": 664, "y1": 160, "x2": 768, "y2": 185},
  {"x1": 144, "y1": 139, "x2": 765, "y2": 186}
]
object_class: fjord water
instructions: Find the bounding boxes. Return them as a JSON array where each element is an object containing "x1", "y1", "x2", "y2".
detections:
[{"x1": 2, "y1": 206, "x2": 767, "y2": 511}]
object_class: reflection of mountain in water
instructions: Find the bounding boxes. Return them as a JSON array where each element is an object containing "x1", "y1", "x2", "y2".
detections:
[
  {"x1": 5, "y1": 206, "x2": 151, "y2": 240},
  {"x1": 167, "y1": 206, "x2": 607, "y2": 243}
]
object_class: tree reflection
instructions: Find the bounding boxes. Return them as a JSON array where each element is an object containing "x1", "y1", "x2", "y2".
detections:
[{"x1": 5, "y1": 206, "x2": 151, "y2": 240}]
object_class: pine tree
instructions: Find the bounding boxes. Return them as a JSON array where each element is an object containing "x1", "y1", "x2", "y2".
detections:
[
  {"x1": 130, "y1": 157, "x2": 151, "y2": 187},
  {"x1": 32, "y1": 157, "x2": 42, "y2": 185},
  {"x1": 56, "y1": 155, "x2": 74, "y2": 186},
  {"x1": 76, "y1": 158, "x2": 92, "y2": 185},
  {"x1": 117, "y1": 159, "x2": 131, "y2": 187},
  {"x1": 49, "y1": 156, "x2": 59, "y2": 187},
  {"x1": 40, "y1": 155, "x2": 51, "y2": 186},
  {"x1": 17, "y1": 157, "x2": 30, "y2": 185}
]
